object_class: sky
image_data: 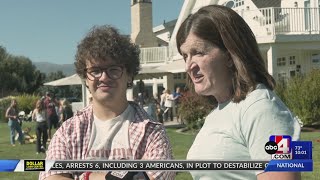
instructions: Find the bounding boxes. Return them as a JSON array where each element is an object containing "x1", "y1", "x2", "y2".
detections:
[{"x1": 0, "y1": 0, "x2": 184, "y2": 64}]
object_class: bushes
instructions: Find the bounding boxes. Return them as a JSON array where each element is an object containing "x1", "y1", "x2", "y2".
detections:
[
  {"x1": 275, "y1": 69, "x2": 320, "y2": 126},
  {"x1": 0, "y1": 94, "x2": 39, "y2": 122},
  {"x1": 17, "y1": 94, "x2": 39, "y2": 115},
  {"x1": 179, "y1": 70, "x2": 320, "y2": 129},
  {"x1": 179, "y1": 92, "x2": 215, "y2": 130},
  {"x1": 0, "y1": 96, "x2": 14, "y2": 123}
]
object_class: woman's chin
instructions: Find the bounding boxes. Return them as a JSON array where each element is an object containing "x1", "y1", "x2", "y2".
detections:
[
  {"x1": 194, "y1": 88, "x2": 206, "y2": 96},
  {"x1": 194, "y1": 86, "x2": 211, "y2": 96}
]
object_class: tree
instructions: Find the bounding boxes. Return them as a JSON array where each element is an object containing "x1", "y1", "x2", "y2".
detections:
[
  {"x1": 279, "y1": 70, "x2": 320, "y2": 126},
  {"x1": 0, "y1": 46, "x2": 46, "y2": 97}
]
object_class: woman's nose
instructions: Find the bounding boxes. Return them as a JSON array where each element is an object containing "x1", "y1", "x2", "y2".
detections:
[{"x1": 184, "y1": 57, "x2": 192, "y2": 72}]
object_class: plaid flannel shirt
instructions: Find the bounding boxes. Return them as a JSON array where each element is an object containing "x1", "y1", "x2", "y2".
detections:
[{"x1": 39, "y1": 102, "x2": 175, "y2": 180}]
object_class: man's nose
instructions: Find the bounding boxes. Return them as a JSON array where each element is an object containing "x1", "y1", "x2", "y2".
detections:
[{"x1": 99, "y1": 71, "x2": 109, "y2": 80}]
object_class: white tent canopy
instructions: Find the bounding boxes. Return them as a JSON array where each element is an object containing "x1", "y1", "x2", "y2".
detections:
[
  {"x1": 43, "y1": 74, "x2": 88, "y2": 109},
  {"x1": 43, "y1": 74, "x2": 82, "y2": 86}
]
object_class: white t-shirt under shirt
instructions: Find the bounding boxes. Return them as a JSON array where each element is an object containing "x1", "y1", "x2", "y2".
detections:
[
  {"x1": 35, "y1": 110, "x2": 46, "y2": 123},
  {"x1": 164, "y1": 94, "x2": 174, "y2": 108},
  {"x1": 187, "y1": 84, "x2": 301, "y2": 180},
  {"x1": 86, "y1": 104, "x2": 135, "y2": 160}
]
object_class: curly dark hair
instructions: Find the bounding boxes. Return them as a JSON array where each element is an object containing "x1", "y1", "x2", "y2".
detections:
[{"x1": 75, "y1": 25, "x2": 140, "y2": 81}]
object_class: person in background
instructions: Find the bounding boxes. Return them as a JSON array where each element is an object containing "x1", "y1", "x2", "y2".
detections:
[
  {"x1": 43, "y1": 92, "x2": 59, "y2": 139},
  {"x1": 156, "y1": 103, "x2": 164, "y2": 124},
  {"x1": 5, "y1": 99, "x2": 24, "y2": 146},
  {"x1": 58, "y1": 98, "x2": 73, "y2": 125},
  {"x1": 173, "y1": 86, "x2": 182, "y2": 121},
  {"x1": 32, "y1": 99, "x2": 48, "y2": 154},
  {"x1": 40, "y1": 25, "x2": 175, "y2": 180},
  {"x1": 163, "y1": 89, "x2": 174, "y2": 122},
  {"x1": 137, "y1": 92, "x2": 145, "y2": 107},
  {"x1": 146, "y1": 96, "x2": 157, "y2": 121},
  {"x1": 159, "y1": 89, "x2": 167, "y2": 110},
  {"x1": 176, "y1": 5, "x2": 301, "y2": 180}
]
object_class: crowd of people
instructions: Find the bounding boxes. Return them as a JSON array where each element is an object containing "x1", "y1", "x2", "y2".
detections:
[
  {"x1": 6, "y1": 92, "x2": 73, "y2": 154},
  {"x1": 133, "y1": 86, "x2": 184, "y2": 124}
]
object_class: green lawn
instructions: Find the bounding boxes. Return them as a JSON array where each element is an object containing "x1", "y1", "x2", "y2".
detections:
[{"x1": 0, "y1": 122, "x2": 319, "y2": 179}]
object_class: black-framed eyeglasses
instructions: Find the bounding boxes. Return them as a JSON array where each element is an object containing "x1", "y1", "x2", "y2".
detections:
[{"x1": 84, "y1": 65, "x2": 124, "y2": 81}]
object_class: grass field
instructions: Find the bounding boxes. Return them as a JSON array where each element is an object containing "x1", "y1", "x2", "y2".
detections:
[{"x1": 0, "y1": 122, "x2": 319, "y2": 179}]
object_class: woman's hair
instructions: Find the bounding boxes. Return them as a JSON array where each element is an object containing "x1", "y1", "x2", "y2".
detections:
[
  {"x1": 10, "y1": 99, "x2": 17, "y2": 109},
  {"x1": 75, "y1": 25, "x2": 141, "y2": 83},
  {"x1": 60, "y1": 98, "x2": 71, "y2": 108},
  {"x1": 35, "y1": 100, "x2": 44, "y2": 112},
  {"x1": 176, "y1": 5, "x2": 275, "y2": 103}
]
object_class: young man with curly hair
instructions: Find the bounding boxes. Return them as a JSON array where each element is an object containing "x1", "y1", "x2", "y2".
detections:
[{"x1": 40, "y1": 25, "x2": 175, "y2": 180}]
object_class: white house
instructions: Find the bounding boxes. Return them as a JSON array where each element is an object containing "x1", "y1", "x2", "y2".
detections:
[
  {"x1": 48, "y1": 0, "x2": 320, "y2": 108},
  {"x1": 132, "y1": 0, "x2": 320, "y2": 99}
]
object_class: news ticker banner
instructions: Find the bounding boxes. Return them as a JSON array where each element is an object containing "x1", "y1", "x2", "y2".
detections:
[{"x1": 0, "y1": 159, "x2": 312, "y2": 172}]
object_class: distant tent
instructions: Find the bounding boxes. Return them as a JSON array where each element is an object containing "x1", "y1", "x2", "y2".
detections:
[
  {"x1": 43, "y1": 74, "x2": 88, "y2": 108},
  {"x1": 43, "y1": 74, "x2": 82, "y2": 86}
]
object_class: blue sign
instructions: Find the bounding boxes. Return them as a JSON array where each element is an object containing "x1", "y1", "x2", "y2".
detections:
[
  {"x1": 291, "y1": 141, "x2": 312, "y2": 159},
  {"x1": 265, "y1": 159, "x2": 313, "y2": 172}
]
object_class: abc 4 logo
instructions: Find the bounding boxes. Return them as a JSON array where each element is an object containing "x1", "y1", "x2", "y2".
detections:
[{"x1": 264, "y1": 135, "x2": 291, "y2": 155}]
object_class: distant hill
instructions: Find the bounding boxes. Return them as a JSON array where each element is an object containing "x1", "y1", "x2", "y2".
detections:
[{"x1": 33, "y1": 62, "x2": 75, "y2": 76}]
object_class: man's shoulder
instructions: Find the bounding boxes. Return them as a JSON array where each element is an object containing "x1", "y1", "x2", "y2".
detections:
[
  {"x1": 63, "y1": 105, "x2": 92, "y2": 125},
  {"x1": 73, "y1": 105, "x2": 92, "y2": 117}
]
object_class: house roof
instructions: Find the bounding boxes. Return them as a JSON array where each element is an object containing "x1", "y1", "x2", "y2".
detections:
[
  {"x1": 251, "y1": 0, "x2": 281, "y2": 8},
  {"x1": 153, "y1": 19, "x2": 177, "y2": 33}
]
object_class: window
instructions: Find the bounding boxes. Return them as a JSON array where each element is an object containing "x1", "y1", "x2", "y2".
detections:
[
  {"x1": 312, "y1": 54, "x2": 320, "y2": 63},
  {"x1": 289, "y1": 56, "x2": 296, "y2": 65},
  {"x1": 183, "y1": 73, "x2": 187, "y2": 79},
  {"x1": 278, "y1": 72, "x2": 287, "y2": 82},
  {"x1": 225, "y1": 1, "x2": 235, "y2": 8},
  {"x1": 290, "y1": 70, "x2": 296, "y2": 77},
  {"x1": 225, "y1": 0, "x2": 244, "y2": 8},
  {"x1": 277, "y1": 57, "x2": 286, "y2": 66},
  {"x1": 173, "y1": 73, "x2": 182, "y2": 79}
]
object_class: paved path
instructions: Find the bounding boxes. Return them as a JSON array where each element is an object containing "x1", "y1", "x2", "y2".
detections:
[{"x1": 163, "y1": 117, "x2": 185, "y2": 128}]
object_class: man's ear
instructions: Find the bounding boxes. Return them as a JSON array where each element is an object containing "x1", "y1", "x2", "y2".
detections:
[{"x1": 85, "y1": 79, "x2": 90, "y2": 92}]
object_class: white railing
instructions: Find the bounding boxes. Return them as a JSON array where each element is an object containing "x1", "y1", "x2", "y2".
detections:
[
  {"x1": 139, "y1": 46, "x2": 168, "y2": 64},
  {"x1": 238, "y1": 7, "x2": 320, "y2": 37},
  {"x1": 139, "y1": 7, "x2": 320, "y2": 65}
]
